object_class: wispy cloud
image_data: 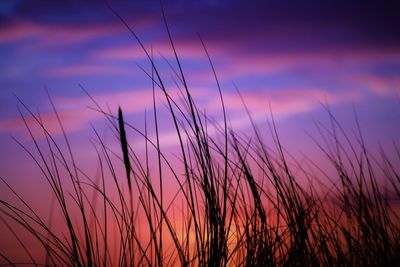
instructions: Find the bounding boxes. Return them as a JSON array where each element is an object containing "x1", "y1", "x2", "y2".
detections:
[
  {"x1": 92, "y1": 40, "x2": 217, "y2": 61},
  {"x1": 213, "y1": 48, "x2": 400, "y2": 79},
  {"x1": 349, "y1": 74, "x2": 400, "y2": 96},
  {"x1": 0, "y1": 84, "x2": 358, "y2": 140},
  {"x1": 0, "y1": 109, "x2": 97, "y2": 138},
  {"x1": 0, "y1": 87, "x2": 208, "y2": 137},
  {"x1": 0, "y1": 20, "x2": 120, "y2": 47},
  {"x1": 0, "y1": 17, "x2": 156, "y2": 52},
  {"x1": 207, "y1": 87, "x2": 362, "y2": 116},
  {"x1": 128, "y1": 86, "x2": 363, "y2": 148}
]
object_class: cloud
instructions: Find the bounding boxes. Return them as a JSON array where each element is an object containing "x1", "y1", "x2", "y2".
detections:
[
  {"x1": 0, "y1": 17, "x2": 157, "y2": 50},
  {"x1": 212, "y1": 47, "x2": 400, "y2": 79},
  {"x1": 207, "y1": 87, "x2": 362, "y2": 116},
  {"x1": 0, "y1": 20, "x2": 115, "y2": 46},
  {"x1": 0, "y1": 79, "x2": 363, "y2": 151},
  {"x1": 111, "y1": 39, "x2": 400, "y2": 86},
  {"x1": 0, "y1": 87, "x2": 209, "y2": 138},
  {"x1": 0, "y1": 109, "x2": 97, "y2": 138},
  {"x1": 126, "y1": 86, "x2": 363, "y2": 149},
  {"x1": 92, "y1": 38, "x2": 218, "y2": 61},
  {"x1": 349, "y1": 74, "x2": 400, "y2": 96}
]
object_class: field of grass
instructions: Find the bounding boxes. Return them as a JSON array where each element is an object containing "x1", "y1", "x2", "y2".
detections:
[{"x1": 1, "y1": 11, "x2": 400, "y2": 267}]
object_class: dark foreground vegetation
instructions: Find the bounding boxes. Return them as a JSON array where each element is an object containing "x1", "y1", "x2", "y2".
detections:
[{"x1": 1, "y1": 10, "x2": 400, "y2": 267}]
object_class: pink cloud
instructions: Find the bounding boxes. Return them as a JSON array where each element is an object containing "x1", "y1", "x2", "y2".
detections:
[
  {"x1": 0, "y1": 20, "x2": 112, "y2": 45},
  {"x1": 349, "y1": 74, "x2": 400, "y2": 96},
  {"x1": 0, "y1": 20, "x2": 40, "y2": 43},
  {"x1": 0, "y1": 109, "x2": 97, "y2": 139},
  {"x1": 55, "y1": 88, "x2": 198, "y2": 114},
  {"x1": 0, "y1": 86, "x2": 361, "y2": 150},
  {"x1": 0, "y1": 18, "x2": 155, "y2": 49},
  {"x1": 128, "y1": 87, "x2": 362, "y2": 149},
  {"x1": 207, "y1": 87, "x2": 362, "y2": 116},
  {"x1": 0, "y1": 87, "x2": 210, "y2": 138},
  {"x1": 219, "y1": 47, "x2": 400, "y2": 78},
  {"x1": 138, "y1": 86, "x2": 363, "y2": 148},
  {"x1": 166, "y1": 44, "x2": 399, "y2": 83},
  {"x1": 92, "y1": 40, "x2": 217, "y2": 61}
]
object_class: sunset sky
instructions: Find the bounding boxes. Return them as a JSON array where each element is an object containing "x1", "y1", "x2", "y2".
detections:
[
  {"x1": 1, "y1": 0, "x2": 400, "y2": 186},
  {"x1": 1, "y1": 1, "x2": 400, "y2": 264}
]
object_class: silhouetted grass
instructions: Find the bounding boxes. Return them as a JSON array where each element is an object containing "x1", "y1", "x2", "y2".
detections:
[{"x1": 1, "y1": 9, "x2": 400, "y2": 267}]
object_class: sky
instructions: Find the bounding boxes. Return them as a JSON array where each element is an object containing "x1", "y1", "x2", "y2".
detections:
[
  {"x1": 1, "y1": 0, "x2": 400, "y2": 262},
  {"x1": 1, "y1": 0, "x2": 400, "y2": 194}
]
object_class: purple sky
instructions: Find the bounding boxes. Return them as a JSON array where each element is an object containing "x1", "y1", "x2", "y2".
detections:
[{"x1": 0, "y1": 0, "x2": 400, "y2": 184}]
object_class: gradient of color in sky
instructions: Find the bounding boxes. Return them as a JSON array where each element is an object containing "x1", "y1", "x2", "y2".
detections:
[{"x1": 0, "y1": 1, "x2": 400, "y2": 202}]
